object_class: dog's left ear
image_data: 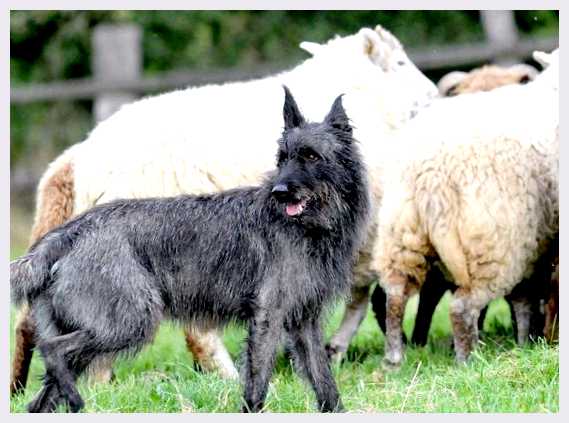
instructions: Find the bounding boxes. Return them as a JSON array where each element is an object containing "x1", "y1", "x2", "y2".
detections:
[
  {"x1": 283, "y1": 85, "x2": 306, "y2": 130},
  {"x1": 324, "y1": 95, "x2": 352, "y2": 135}
]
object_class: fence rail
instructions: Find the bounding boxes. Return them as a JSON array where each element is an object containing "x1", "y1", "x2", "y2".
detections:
[
  {"x1": 9, "y1": 11, "x2": 559, "y2": 195},
  {"x1": 11, "y1": 36, "x2": 558, "y2": 105}
]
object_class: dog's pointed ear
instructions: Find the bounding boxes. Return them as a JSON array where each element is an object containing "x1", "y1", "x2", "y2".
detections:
[
  {"x1": 324, "y1": 94, "x2": 352, "y2": 134},
  {"x1": 283, "y1": 86, "x2": 306, "y2": 130}
]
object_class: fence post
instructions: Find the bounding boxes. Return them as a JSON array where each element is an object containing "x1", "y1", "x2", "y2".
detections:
[
  {"x1": 480, "y1": 10, "x2": 519, "y2": 65},
  {"x1": 92, "y1": 23, "x2": 142, "y2": 123}
]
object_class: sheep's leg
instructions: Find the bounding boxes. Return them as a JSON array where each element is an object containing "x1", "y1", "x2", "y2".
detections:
[
  {"x1": 383, "y1": 272, "x2": 412, "y2": 369},
  {"x1": 411, "y1": 267, "x2": 452, "y2": 346},
  {"x1": 544, "y1": 257, "x2": 559, "y2": 343},
  {"x1": 477, "y1": 306, "x2": 488, "y2": 332},
  {"x1": 506, "y1": 277, "x2": 543, "y2": 345},
  {"x1": 509, "y1": 297, "x2": 531, "y2": 345},
  {"x1": 370, "y1": 284, "x2": 387, "y2": 335},
  {"x1": 11, "y1": 304, "x2": 35, "y2": 395},
  {"x1": 450, "y1": 288, "x2": 491, "y2": 362},
  {"x1": 85, "y1": 355, "x2": 115, "y2": 384},
  {"x1": 184, "y1": 325, "x2": 238, "y2": 380},
  {"x1": 326, "y1": 285, "x2": 370, "y2": 361}
]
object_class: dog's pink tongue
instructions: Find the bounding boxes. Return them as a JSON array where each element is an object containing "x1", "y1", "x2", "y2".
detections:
[{"x1": 286, "y1": 202, "x2": 303, "y2": 216}]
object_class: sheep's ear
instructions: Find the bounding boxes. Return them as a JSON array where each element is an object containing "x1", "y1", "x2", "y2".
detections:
[
  {"x1": 282, "y1": 86, "x2": 306, "y2": 130},
  {"x1": 324, "y1": 94, "x2": 352, "y2": 134},
  {"x1": 374, "y1": 25, "x2": 402, "y2": 50},
  {"x1": 359, "y1": 28, "x2": 385, "y2": 62},
  {"x1": 300, "y1": 41, "x2": 322, "y2": 56}
]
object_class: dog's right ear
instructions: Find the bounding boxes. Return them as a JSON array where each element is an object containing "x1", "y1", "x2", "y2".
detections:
[
  {"x1": 324, "y1": 94, "x2": 352, "y2": 135},
  {"x1": 283, "y1": 86, "x2": 306, "y2": 130}
]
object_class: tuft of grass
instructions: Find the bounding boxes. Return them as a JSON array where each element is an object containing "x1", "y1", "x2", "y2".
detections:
[{"x1": 9, "y1": 293, "x2": 558, "y2": 413}]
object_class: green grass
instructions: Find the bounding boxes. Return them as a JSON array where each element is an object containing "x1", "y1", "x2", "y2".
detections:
[{"x1": 9, "y1": 294, "x2": 558, "y2": 413}]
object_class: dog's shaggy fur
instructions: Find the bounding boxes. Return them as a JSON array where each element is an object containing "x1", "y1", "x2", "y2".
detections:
[
  {"x1": 10, "y1": 25, "x2": 438, "y2": 393},
  {"x1": 11, "y1": 89, "x2": 370, "y2": 413}
]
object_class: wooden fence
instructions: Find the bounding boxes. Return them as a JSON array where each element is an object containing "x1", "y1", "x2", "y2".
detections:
[{"x1": 10, "y1": 11, "x2": 559, "y2": 193}]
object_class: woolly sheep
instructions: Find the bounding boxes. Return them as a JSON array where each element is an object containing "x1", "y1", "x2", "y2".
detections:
[
  {"x1": 10, "y1": 24, "x2": 439, "y2": 394},
  {"x1": 371, "y1": 49, "x2": 559, "y2": 365},
  {"x1": 327, "y1": 59, "x2": 546, "y2": 359}
]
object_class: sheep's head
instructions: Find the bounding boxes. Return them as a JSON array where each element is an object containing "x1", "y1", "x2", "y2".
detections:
[
  {"x1": 437, "y1": 64, "x2": 539, "y2": 97},
  {"x1": 299, "y1": 25, "x2": 438, "y2": 127}
]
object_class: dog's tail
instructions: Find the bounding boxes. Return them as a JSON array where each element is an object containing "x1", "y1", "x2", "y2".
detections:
[
  {"x1": 11, "y1": 228, "x2": 76, "y2": 306},
  {"x1": 12, "y1": 145, "x2": 80, "y2": 306}
]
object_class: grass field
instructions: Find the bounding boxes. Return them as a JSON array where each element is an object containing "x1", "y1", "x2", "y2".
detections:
[{"x1": 9, "y1": 292, "x2": 559, "y2": 413}]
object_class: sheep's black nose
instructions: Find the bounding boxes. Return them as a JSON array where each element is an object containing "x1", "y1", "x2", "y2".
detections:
[{"x1": 271, "y1": 184, "x2": 289, "y2": 195}]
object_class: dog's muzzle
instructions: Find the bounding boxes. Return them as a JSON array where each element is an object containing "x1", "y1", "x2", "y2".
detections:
[{"x1": 271, "y1": 183, "x2": 308, "y2": 217}]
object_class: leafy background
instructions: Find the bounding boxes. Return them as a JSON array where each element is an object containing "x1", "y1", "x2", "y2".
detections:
[{"x1": 10, "y1": 10, "x2": 559, "y2": 170}]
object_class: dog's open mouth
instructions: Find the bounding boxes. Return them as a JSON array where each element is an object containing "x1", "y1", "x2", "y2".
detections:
[{"x1": 285, "y1": 199, "x2": 308, "y2": 217}]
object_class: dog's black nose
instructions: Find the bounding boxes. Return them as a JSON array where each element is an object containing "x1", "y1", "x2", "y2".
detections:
[{"x1": 271, "y1": 184, "x2": 289, "y2": 195}]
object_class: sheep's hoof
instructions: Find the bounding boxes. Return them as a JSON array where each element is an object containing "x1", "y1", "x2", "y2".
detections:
[
  {"x1": 325, "y1": 343, "x2": 346, "y2": 364},
  {"x1": 381, "y1": 356, "x2": 402, "y2": 372}
]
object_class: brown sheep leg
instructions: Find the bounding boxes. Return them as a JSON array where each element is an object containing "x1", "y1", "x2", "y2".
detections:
[
  {"x1": 450, "y1": 288, "x2": 488, "y2": 363},
  {"x1": 326, "y1": 285, "x2": 371, "y2": 361},
  {"x1": 85, "y1": 355, "x2": 115, "y2": 384},
  {"x1": 544, "y1": 257, "x2": 559, "y2": 343},
  {"x1": 11, "y1": 305, "x2": 35, "y2": 395},
  {"x1": 184, "y1": 326, "x2": 238, "y2": 380},
  {"x1": 383, "y1": 272, "x2": 412, "y2": 369}
]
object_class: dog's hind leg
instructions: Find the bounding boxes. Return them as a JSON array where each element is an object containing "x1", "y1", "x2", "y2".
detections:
[
  {"x1": 30, "y1": 330, "x2": 95, "y2": 413},
  {"x1": 326, "y1": 285, "x2": 370, "y2": 361},
  {"x1": 28, "y1": 332, "x2": 88, "y2": 413},
  {"x1": 27, "y1": 374, "x2": 64, "y2": 413},
  {"x1": 288, "y1": 318, "x2": 343, "y2": 412}
]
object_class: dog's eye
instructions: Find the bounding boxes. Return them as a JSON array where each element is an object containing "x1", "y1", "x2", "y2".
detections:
[
  {"x1": 277, "y1": 151, "x2": 287, "y2": 165},
  {"x1": 300, "y1": 148, "x2": 320, "y2": 162},
  {"x1": 397, "y1": 60, "x2": 406, "y2": 66}
]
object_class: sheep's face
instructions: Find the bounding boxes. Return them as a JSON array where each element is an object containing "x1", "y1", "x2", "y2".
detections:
[{"x1": 299, "y1": 25, "x2": 439, "y2": 126}]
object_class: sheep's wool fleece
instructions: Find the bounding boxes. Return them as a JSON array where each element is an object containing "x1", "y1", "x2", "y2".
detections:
[
  {"x1": 373, "y1": 51, "x2": 559, "y2": 299},
  {"x1": 72, "y1": 28, "x2": 437, "y2": 215}
]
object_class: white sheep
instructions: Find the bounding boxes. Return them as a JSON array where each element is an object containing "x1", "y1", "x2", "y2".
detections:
[
  {"x1": 11, "y1": 24, "x2": 439, "y2": 393},
  {"x1": 371, "y1": 49, "x2": 559, "y2": 365}
]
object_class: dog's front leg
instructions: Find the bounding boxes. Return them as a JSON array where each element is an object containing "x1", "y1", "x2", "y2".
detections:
[
  {"x1": 241, "y1": 310, "x2": 282, "y2": 412},
  {"x1": 288, "y1": 319, "x2": 343, "y2": 412}
]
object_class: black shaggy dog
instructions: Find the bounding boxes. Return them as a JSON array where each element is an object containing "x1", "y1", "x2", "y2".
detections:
[{"x1": 11, "y1": 87, "x2": 370, "y2": 413}]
